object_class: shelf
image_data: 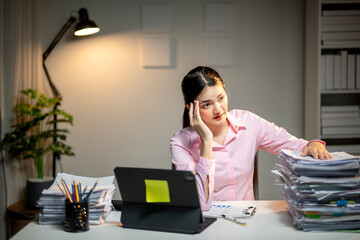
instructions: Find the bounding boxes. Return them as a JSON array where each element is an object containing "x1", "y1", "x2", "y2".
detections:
[
  {"x1": 321, "y1": 45, "x2": 360, "y2": 50},
  {"x1": 321, "y1": 93, "x2": 360, "y2": 105},
  {"x1": 325, "y1": 144, "x2": 360, "y2": 155},
  {"x1": 321, "y1": 134, "x2": 360, "y2": 139},
  {"x1": 321, "y1": 90, "x2": 360, "y2": 94},
  {"x1": 322, "y1": 1, "x2": 360, "y2": 5},
  {"x1": 305, "y1": 0, "x2": 360, "y2": 143}
]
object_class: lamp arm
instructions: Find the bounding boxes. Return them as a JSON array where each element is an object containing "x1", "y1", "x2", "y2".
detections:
[
  {"x1": 42, "y1": 16, "x2": 76, "y2": 99},
  {"x1": 43, "y1": 16, "x2": 76, "y2": 61},
  {"x1": 42, "y1": 16, "x2": 76, "y2": 178}
]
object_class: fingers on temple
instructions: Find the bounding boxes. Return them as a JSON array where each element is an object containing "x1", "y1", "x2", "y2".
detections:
[
  {"x1": 189, "y1": 102, "x2": 194, "y2": 118},
  {"x1": 195, "y1": 101, "x2": 200, "y2": 118}
]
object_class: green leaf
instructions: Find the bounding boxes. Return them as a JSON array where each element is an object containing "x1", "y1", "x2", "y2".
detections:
[{"x1": 1, "y1": 88, "x2": 75, "y2": 179}]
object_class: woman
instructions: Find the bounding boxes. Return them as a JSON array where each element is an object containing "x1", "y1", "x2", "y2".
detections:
[{"x1": 170, "y1": 66, "x2": 331, "y2": 211}]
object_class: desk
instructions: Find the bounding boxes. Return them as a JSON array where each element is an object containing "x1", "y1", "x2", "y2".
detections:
[
  {"x1": 7, "y1": 201, "x2": 41, "y2": 238},
  {"x1": 10, "y1": 201, "x2": 358, "y2": 240}
]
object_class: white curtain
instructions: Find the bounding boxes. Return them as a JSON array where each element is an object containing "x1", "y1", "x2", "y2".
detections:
[
  {"x1": 4, "y1": 0, "x2": 44, "y2": 206},
  {"x1": 12, "y1": 0, "x2": 43, "y2": 93}
]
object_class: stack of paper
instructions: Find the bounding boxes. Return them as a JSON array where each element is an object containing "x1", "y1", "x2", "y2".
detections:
[
  {"x1": 37, "y1": 173, "x2": 115, "y2": 225},
  {"x1": 273, "y1": 149, "x2": 360, "y2": 232}
]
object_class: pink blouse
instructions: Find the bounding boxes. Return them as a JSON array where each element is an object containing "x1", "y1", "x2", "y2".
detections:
[{"x1": 170, "y1": 110, "x2": 311, "y2": 210}]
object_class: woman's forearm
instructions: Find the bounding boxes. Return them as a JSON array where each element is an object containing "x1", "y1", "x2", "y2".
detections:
[
  {"x1": 200, "y1": 139, "x2": 213, "y2": 160},
  {"x1": 200, "y1": 139, "x2": 213, "y2": 202}
]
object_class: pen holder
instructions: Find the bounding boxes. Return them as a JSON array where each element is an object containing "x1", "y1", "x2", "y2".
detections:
[{"x1": 64, "y1": 199, "x2": 89, "y2": 232}]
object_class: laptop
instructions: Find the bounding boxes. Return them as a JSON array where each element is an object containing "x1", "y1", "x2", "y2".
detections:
[{"x1": 113, "y1": 167, "x2": 216, "y2": 234}]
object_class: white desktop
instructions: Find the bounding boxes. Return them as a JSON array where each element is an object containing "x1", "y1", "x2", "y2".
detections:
[{"x1": 10, "y1": 201, "x2": 358, "y2": 240}]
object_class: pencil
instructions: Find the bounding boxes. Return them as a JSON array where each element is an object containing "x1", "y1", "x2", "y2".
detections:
[
  {"x1": 78, "y1": 180, "x2": 82, "y2": 200},
  {"x1": 81, "y1": 185, "x2": 88, "y2": 201},
  {"x1": 61, "y1": 178, "x2": 73, "y2": 203},
  {"x1": 84, "y1": 180, "x2": 98, "y2": 201},
  {"x1": 221, "y1": 214, "x2": 247, "y2": 226},
  {"x1": 56, "y1": 182, "x2": 70, "y2": 201},
  {"x1": 74, "y1": 181, "x2": 80, "y2": 203},
  {"x1": 71, "y1": 181, "x2": 75, "y2": 202}
]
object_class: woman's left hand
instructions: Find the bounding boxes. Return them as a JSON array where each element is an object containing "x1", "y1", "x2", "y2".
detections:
[{"x1": 301, "y1": 141, "x2": 332, "y2": 160}]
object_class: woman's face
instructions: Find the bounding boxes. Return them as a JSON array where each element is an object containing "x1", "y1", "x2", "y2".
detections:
[{"x1": 195, "y1": 84, "x2": 228, "y2": 128}]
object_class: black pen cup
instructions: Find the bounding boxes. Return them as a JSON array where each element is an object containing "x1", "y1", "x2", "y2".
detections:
[{"x1": 64, "y1": 199, "x2": 89, "y2": 232}]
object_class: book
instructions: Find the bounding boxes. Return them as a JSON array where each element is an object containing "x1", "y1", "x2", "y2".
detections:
[
  {"x1": 357, "y1": 54, "x2": 360, "y2": 89},
  {"x1": 322, "y1": 126, "x2": 360, "y2": 135},
  {"x1": 348, "y1": 54, "x2": 356, "y2": 89},
  {"x1": 325, "y1": 55, "x2": 334, "y2": 90},
  {"x1": 322, "y1": 24, "x2": 360, "y2": 32},
  {"x1": 322, "y1": 10, "x2": 360, "y2": 16},
  {"x1": 322, "y1": 40, "x2": 360, "y2": 46},
  {"x1": 333, "y1": 54, "x2": 341, "y2": 89},
  {"x1": 321, "y1": 105, "x2": 360, "y2": 112},
  {"x1": 322, "y1": 112, "x2": 359, "y2": 119},
  {"x1": 321, "y1": 32, "x2": 360, "y2": 41},
  {"x1": 321, "y1": 16, "x2": 360, "y2": 25},
  {"x1": 341, "y1": 50, "x2": 348, "y2": 89},
  {"x1": 320, "y1": 55, "x2": 326, "y2": 90},
  {"x1": 322, "y1": 117, "x2": 360, "y2": 127}
]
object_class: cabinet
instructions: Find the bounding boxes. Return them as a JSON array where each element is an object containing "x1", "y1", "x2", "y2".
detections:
[
  {"x1": 305, "y1": 0, "x2": 360, "y2": 154},
  {"x1": 7, "y1": 201, "x2": 41, "y2": 238}
]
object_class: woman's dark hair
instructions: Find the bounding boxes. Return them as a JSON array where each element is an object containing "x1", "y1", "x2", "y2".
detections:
[{"x1": 181, "y1": 66, "x2": 225, "y2": 128}]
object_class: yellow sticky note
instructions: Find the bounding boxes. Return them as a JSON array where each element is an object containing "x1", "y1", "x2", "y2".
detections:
[{"x1": 144, "y1": 179, "x2": 170, "y2": 203}]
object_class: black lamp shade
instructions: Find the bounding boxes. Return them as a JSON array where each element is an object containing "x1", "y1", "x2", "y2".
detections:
[{"x1": 74, "y1": 8, "x2": 100, "y2": 36}]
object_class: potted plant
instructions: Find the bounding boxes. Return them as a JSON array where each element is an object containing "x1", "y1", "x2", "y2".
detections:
[{"x1": 0, "y1": 89, "x2": 75, "y2": 208}]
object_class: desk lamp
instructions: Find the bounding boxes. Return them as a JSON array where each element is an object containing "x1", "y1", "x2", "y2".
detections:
[{"x1": 42, "y1": 8, "x2": 100, "y2": 177}]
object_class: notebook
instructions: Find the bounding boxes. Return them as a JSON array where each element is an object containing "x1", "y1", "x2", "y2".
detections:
[{"x1": 113, "y1": 167, "x2": 216, "y2": 234}]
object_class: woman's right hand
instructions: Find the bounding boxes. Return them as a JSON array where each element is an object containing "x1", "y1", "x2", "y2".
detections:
[
  {"x1": 189, "y1": 100, "x2": 213, "y2": 198},
  {"x1": 189, "y1": 100, "x2": 213, "y2": 142}
]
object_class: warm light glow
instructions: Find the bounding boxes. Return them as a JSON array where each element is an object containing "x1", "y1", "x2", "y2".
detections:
[{"x1": 74, "y1": 27, "x2": 100, "y2": 36}]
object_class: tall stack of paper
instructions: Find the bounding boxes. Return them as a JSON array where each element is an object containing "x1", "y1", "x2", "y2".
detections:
[
  {"x1": 272, "y1": 149, "x2": 360, "y2": 232},
  {"x1": 37, "y1": 173, "x2": 115, "y2": 225}
]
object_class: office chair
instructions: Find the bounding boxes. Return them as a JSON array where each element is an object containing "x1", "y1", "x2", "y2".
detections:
[{"x1": 253, "y1": 153, "x2": 259, "y2": 200}]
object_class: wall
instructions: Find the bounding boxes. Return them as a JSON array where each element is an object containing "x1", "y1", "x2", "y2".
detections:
[{"x1": 35, "y1": 0, "x2": 304, "y2": 201}]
